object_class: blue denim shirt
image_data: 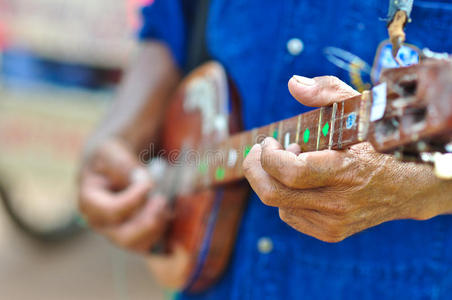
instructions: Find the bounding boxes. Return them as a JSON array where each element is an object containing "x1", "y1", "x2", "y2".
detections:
[{"x1": 140, "y1": 1, "x2": 452, "y2": 299}]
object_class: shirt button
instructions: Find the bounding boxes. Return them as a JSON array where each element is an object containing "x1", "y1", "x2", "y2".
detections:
[
  {"x1": 287, "y1": 38, "x2": 304, "y2": 56},
  {"x1": 257, "y1": 237, "x2": 273, "y2": 254}
]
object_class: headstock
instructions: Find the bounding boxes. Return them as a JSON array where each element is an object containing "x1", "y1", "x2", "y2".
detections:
[{"x1": 366, "y1": 58, "x2": 452, "y2": 178}]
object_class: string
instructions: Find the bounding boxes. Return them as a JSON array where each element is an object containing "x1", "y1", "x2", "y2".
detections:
[{"x1": 194, "y1": 108, "x2": 364, "y2": 185}]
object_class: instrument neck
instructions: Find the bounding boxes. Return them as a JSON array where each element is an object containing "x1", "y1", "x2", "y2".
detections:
[{"x1": 194, "y1": 93, "x2": 368, "y2": 189}]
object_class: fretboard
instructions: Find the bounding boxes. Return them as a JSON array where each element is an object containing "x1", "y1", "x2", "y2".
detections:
[{"x1": 194, "y1": 94, "x2": 367, "y2": 189}]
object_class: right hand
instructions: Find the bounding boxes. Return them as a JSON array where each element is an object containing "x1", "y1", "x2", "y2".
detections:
[{"x1": 78, "y1": 138, "x2": 170, "y2": 253}]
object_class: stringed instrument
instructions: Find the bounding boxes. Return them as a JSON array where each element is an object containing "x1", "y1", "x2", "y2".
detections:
[{"x1": 147, "y1": 58, "x2": 452, "y2": 293}]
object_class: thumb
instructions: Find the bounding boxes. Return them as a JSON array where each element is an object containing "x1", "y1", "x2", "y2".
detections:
[{"x1": 288, "y1": 75, "x2": 359, "y2": 107}]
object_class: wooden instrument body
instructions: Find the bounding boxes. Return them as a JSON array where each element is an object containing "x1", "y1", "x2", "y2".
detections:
[
  {"x1": 148, "y1": 58, "x2": 452, "y2": 293},
  {"x1": 149, "y1": 62, "x2": 249, "y2": 293}
]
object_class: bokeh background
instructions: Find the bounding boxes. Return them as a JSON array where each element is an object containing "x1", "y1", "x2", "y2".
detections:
[{"x1": 0, "y1": 0, "x2": 164, "y2": 299}]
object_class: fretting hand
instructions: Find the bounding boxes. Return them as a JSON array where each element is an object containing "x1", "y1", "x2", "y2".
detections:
[{"x1": 243, "y1": 75, "x2": 452, "y2": 243}]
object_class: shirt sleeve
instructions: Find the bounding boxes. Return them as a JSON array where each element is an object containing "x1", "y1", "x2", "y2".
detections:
[{"x1": 138, "y1": 0, "x2": 186, "y2": 68}]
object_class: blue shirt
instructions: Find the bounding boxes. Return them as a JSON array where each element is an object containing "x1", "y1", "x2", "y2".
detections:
[{"x1": 140, "y1": 1, "x2": 452, "y2": 299}]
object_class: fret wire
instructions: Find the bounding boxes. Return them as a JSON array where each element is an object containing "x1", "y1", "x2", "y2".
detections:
[
  {"x1": 296, "y1": 114, "x2": 301, "y2": 144},
  {"x1": 219, "y1": 143, "x2": 224, "y2": 167},
  {"x1": 338, "y1": 101, "x2": 345, "y2": 149},
  {"x1": 284, "y1": 128, "x2": 291, "y2": 149},
  {"x1": 316, "y1": 107, "x2": 324, "y2": 151},
  {"x1": 251, "y1": 128, "x2": 258, "y2": 145},
  {"x1": 221, "y1": 144, "x2": 227, "y2": 179},
  {"x1": 211, "y1": 147, "x2": 217, "y2": 183},
  {"x1": 329, "y1": 102, "x2": 338, "y2": 150},
  {"x1": 226, "y1": 139, "x2": 232, "y2": 170}
]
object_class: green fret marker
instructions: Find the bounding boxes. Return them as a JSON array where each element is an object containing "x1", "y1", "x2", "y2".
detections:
[
  {"x1": 198, "y1": 161, "x2": 208, "y2": 174},
  {"x1": 215, "y1": 167, "x2": 226, "y2": 181},
  {"x1": 303, "y1": 128, "x2": 310, "y2": 143},
  {"x1": 273, "y1": 130, "x2": 278, "y2": 139},
  {"x1": 244, "y1": 145, "x2": 252, "y2": 158},
  {"x1": 322, "y1": 122, "x2": 330, "y2": 137}
]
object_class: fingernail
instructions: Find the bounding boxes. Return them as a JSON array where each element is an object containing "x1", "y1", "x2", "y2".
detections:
[
  {"x1": 292, "y1": 75, "x2": 316, "y2": 86},
  {"x1": 130, "y1": 168, "x2": 151, "y2": 183},
  {"x1": 261, "y1": 137, "x2": 272, "y2": 146}
]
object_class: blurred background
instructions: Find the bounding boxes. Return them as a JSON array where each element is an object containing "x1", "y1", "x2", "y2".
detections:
[{"x1": 0, "y1": 0, "x2": 164, "y2": 299}]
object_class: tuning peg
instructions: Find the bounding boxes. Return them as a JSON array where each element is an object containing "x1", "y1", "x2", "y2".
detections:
[{"x1": 433, "y1": 153, "x2": 452, "y2": 180}]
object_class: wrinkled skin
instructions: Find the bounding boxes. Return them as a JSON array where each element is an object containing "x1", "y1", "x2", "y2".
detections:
[
  {"x1": 79, "y1": 70, "x2": 452, "y2": 251},
  {"x1": 243, "y1": 75, "x2": 452, "y2": 243}
]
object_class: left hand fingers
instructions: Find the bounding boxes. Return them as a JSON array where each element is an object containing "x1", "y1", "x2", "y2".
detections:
[
  {"x1": 243, "y1": 143, "x2": 342, "y2": 212},
  {"x1": 243, "y1": 142, "x2": 375, "y2": 242},
  {"x1": 243, "y1": 144, "x2": 293, "y2": 207},
  {"x1": 260, "y1": 137, "x2": 346, "y2": 189}
]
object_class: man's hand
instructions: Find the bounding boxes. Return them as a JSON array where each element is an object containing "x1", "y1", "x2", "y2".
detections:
[
  {"x1": 78, "y1": 138, "x2": 170, "y2": 252},
  {"x1": 77, "y1": 43, "x2": 179, "y2": 253},
  {"x1": 243, "y1": 75, "x2": 452, "y2": 243}
]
